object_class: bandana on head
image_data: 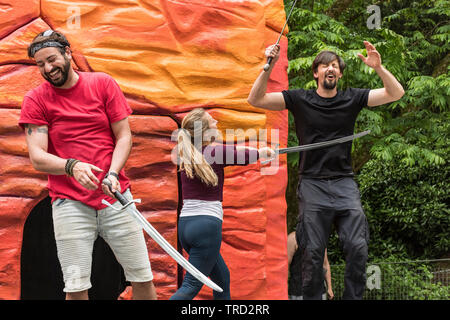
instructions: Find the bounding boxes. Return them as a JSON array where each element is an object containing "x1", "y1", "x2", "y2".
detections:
[{"x1": 30, "y1": 41, "x2": 65, "y2": 57}]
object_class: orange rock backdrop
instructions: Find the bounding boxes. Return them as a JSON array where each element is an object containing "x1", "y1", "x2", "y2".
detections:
[{"x1": 0, "y1": 0, "x2": 289, "y2": 300}]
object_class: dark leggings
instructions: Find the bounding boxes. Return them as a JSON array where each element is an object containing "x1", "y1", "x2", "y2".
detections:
[{"x1": 170, "y1": 215, "x2": 230, "y2": 300}]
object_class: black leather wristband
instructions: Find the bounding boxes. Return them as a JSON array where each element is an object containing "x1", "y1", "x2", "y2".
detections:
[
  {"x1": 65, "y1": 158, "x2": 79, "y2": 177},
  {"x1": 65, "y1": 159, "x2": 73, "y2": 176}
]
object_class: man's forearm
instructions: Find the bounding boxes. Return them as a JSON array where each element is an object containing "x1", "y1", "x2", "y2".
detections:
[
  {"x1": 247, "y1": 67, "x2": 273, "y2": 106},
  {"x1": 374, "y1": 65, "x2": 405, "y2": 99},
  {"x1": 30, "y1": 149, "x2": 67, "y2": 175},
  {"x1": 108, "y1": 135, "x2": 132, "y2": 174}
]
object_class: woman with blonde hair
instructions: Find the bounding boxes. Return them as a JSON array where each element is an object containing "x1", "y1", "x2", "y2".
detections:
[{"x1": 170, "y1": 108, "x2": 274, "y2": 300}]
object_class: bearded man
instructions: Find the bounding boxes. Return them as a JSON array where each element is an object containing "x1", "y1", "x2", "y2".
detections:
[
  {"x1": 247, "y1": 41, "x2": 404, "y2": 299},
  {"x1": 19, "y1": 30, "x2": 157, "y2": 300}
]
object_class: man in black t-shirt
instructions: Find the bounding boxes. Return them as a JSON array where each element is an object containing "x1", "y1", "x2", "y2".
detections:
[{"x1": 248, "y1": 41, "x2": 404, "y2": 299}]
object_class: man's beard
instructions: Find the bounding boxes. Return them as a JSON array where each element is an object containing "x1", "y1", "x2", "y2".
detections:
[
  {"x1": 43, "y1": 57, "x2": 71, "y2": 87},
  {"x1": 322, "y1": 75, "x2": 337, "y2": 90}
]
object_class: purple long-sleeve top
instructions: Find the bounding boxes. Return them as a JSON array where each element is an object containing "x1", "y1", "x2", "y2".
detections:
[{"x1": 180, "y1": 145, "x2": 260, "y2": 202}]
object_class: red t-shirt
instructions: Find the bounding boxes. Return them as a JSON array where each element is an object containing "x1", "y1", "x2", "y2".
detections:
[{"x1": 19, "y1": 71, "x2": 132, "y2": 209}]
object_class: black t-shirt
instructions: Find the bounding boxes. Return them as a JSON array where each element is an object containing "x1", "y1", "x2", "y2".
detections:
[{"x1": 282, "y1": 88, "x2": 370, "y2": 178}]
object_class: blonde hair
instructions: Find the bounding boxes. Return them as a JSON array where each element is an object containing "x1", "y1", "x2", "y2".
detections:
[{"x1": 178, "y1": 108, "x2": 218, "y2": 186}]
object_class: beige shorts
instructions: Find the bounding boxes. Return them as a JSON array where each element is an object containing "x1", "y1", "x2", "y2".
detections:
[{"x1": 52, "y1": 189, "x2": 153, "y2": 293}]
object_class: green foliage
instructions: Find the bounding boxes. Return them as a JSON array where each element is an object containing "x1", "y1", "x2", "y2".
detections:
[
  {"x1": 357, "y1": 107, "x2": 449, "y2": 261},
  {"x1": 358, "y1": 157, "x2": 449, "y2": 259},
  {"x1": 286, "y1": 112, "x2": 300, "y2": 233},
  {"x1": 331, "y1": 259, "x2": 450, "y2": 300},
  {"x1": 283, "y1": 0, "x2": 449, "y2": 272},
  {"x1": 285, "y1": 0, "x2": 449, "y2": 169},
  {"x1": 369, "y1": 109, "x2": 448, "y2": 167}
]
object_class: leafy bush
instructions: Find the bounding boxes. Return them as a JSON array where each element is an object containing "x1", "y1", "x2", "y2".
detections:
[
  {"x1": 358, "y1": 160, "x2": 449, "y2": 259},
  {"x1": 331, "y1": 258, "x2": 450, "y2": 300},
  {"x1": 284, "y1": 0, "x2": 450, "y2": 262}
]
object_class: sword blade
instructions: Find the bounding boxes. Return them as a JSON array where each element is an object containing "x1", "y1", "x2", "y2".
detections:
[
  {"x1": 101, "y1": 179, "x2": 223, "y2": 292},
  {"x1": 277, "y1": 130, "x2": 371, "y2": 154},
  {"x1": 275, "y1": 0, "x2": 298, "y2": 45},
  {"x1": 124, "y1": 205, "x2": 224, "y2": 293}
]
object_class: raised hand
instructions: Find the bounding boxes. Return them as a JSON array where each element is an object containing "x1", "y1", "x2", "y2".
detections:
[
  {"x1": 265, "y1": 44, "x2": 281, "y2": 64},
  {"x1": 258, "y1": 146, "x2": 276, "y2": 160},
  {"x1": 357, "y1": 41, "x2": 382, "y2": 70}
]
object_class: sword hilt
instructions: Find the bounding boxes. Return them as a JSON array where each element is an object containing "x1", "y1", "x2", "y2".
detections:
[
  {"x1": 260, "y1": 143, "x2": 279, "y2": 164},
  {"x1": 263, "y1": 57, "x2": 273, "y2": 72},
  {"x1": 102, "y1": 178, "x2": 128, "y2": 206},
  {"x1": 102, "y1": 198, "x2": 141, "y2": 211}
]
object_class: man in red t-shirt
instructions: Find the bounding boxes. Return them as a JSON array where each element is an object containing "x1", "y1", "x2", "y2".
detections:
[{"x1": 19, "y1": 30, "x2": 157, "y2": 300}]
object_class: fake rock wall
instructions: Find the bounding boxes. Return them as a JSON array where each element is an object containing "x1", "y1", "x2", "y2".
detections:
[{"x1": 0, "y1": 0, "x2": 289, "y2": 300}]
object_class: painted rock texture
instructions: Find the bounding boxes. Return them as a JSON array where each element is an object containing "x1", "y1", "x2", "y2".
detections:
[{"x1": 0, "y1": 0, "x2": 289, "y2": 300}]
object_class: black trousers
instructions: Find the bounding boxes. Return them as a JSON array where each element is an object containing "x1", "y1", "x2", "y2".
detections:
[{"x1": 296, "y1": 177, "x2": 369, "y2": 300}]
